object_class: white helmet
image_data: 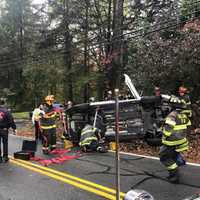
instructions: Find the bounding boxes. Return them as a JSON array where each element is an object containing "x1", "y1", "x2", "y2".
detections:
[
  {"x1": 89, "y1": 97, "x2": 95, "y2": 102},
  {"x1": 124, "y1": 189, "x2": 154, "y2": 200}
]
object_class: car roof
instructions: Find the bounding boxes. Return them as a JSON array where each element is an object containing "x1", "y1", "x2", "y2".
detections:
[{"x1": 66, "y1": 99, "x2": 140, "y2": 115}]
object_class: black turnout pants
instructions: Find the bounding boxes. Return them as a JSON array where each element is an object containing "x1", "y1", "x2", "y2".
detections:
[
  {"x1": 34, "y1": 121, "x2": 42, "y2": 140},
  {"x1": 42, "y1": 128, "x2": 56, "y2": 150},
  {"x1": 0, "y1": 129, "x2": 8, "y2": 158},
  {"x1": 159, "y1": 145, "x2": 178, "y2": 172}
]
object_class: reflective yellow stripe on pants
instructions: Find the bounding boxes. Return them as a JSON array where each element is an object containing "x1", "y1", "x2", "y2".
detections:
[
  {"x1": 41, "y1": 125, "x2": 56, "y2": 129},
  {"x1": 167, "y1": 163, "x2": 178, "y2": 171}
]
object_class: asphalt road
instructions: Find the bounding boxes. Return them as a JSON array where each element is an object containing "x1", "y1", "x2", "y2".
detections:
[{"x1": 0, "y1": 135, "x2": 199, "y2": 200}]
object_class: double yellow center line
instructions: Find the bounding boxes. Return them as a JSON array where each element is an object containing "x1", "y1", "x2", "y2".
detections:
[{"x1": 10, "y1": 157, "x2": 125, "y2": 200}]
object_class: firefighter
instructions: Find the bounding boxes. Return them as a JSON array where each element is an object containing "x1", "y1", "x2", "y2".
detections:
[
  {"x1": 153, "y1": 86, "x2": 163, "y2": 124},
  {"x1": 104, "y1": 90, "x2": 113, "y2": 100},
  {"x1": 178, "y1": 86, "x2": 192, "y2": 119},
  {"x1": 154, "y1": 86, "x2": 161, "y2": 97},
  {"x1": 40, "y1": 95, "x2": 57, "y2": 154},
  {"x1": 79, "y1": 124, "x2": 107, "y2": 153},
  {"x1": 159, "y1": 96, "x2": 190, "y2": 183},
  {"x1": 60, "y1": 109, "x2": 67, "y2": 140}
]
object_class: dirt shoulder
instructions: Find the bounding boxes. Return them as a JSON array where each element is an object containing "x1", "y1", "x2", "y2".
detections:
[{"x1": 120, "y1": 134, "x2": 200, "y2": 164}]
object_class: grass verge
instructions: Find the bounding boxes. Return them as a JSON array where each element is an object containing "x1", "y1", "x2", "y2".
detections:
[{"x1": 13, "y1": 112, "x2": 30, "y2": 119}]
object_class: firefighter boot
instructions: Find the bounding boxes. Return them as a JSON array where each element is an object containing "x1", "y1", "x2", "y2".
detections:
[
  {"x1": 50, "y1": 145, "x2": 56, "y2": 151},
  {"x1": 42, "y1": 147, "x2": 49, "y2": 155},
  {"x1": 81, "y1": 146, "x2": 87, "y2": 153},
  {"x1": 3, "y1": 157, "x2": 9, "y2": 163},
  {"x1": 167, "y1": 169, "x2": 179, "y2": 184},
  {"x1": 43, "y1": 150, "x2": 49, "y2": 155}
]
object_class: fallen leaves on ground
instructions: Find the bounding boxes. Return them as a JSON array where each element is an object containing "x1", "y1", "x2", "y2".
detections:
[
  {"x1": 120, "y1": 133, "x2": 200, "y2": 164},
  {"x1": 16, "y1": 130, "x2": 34, "y2": 138}
]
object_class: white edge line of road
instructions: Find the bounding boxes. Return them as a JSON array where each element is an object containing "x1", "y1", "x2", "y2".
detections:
[
  {"x1": 10, "y1": 134, "x2": 200, "y2": 168},
  {"x1": 110, "y1": 150, "x2": 200, "y2": 167}
]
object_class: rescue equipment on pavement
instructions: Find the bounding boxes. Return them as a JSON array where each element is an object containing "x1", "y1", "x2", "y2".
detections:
[
  {"x1": 14, "y1": 140, "x2": 37, "y2": 160},
  {"x1": 109, "y1": 142, "x2": 116, "y2": 150},
  {"x1": 63, "y1": 140, "x2": 73, "y2": 149},
  {"x1": 22, "y1": 140, "x2": 37, "y2": 152},
  {"x1": 124, "y1": 189, "x2": 154, "y2": 200},
  {"x1": 30, "y1": 148, "x2": 80, "y2": 166},
  {"x1": 182, "y1": 192, "x2": 200, "y2": 200},
  {"x1": 14, "y1": 151, "x2": 32, "y2": 160}
]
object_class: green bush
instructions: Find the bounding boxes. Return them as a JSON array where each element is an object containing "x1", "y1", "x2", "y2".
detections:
[{"x1": 12, "y1": 112, "x2": 30, "y2": 119}]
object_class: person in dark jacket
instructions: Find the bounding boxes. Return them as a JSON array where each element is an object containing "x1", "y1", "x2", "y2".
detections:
[{"x1": 0, "y1": 100, "x2": 16, "y2": 163}]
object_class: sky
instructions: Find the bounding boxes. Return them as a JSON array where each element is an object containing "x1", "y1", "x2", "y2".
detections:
[{"x1": 33, "y1": 0, "x2": 46, "y2": 5}]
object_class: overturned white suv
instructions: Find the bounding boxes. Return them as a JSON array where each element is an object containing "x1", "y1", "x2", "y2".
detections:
[{"x1": 65, "y1": 74, "x2": 171, "y2": 146}]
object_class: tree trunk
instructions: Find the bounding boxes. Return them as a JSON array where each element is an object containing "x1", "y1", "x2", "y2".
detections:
[{"x1": 63, "y1": 0, "x2": 73, "y2": 101}]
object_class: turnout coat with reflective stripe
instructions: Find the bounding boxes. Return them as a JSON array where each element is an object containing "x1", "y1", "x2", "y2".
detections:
[
  {"x1": 162, "y1": 110, "x2": 189, "y2": 151},
  {"x1": 79, "y1": 125, "x2": 98, "y2": 147},
  {"x1": 40, "y1": 105, "x2": 56, "y2": 130},
  {"x1": 179, "y1": 94, "x2": 192, "y2": 118}
]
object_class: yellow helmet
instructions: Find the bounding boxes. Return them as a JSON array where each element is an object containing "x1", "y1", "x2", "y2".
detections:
[{"x1": 45, "y1": 95, "x2": 55, "y2": 105}]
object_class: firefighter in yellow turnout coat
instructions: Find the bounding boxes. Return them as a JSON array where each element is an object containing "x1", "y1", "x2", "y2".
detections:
[
  {"x1": 159, "y1": 96, "x2": 191, "y2": 183},
  {"x1": 79, "y1": 124, "x2": 107, "y2": 153},
  {"x1": 40, "y1": 95, "x2": 57, "y2": 154}
]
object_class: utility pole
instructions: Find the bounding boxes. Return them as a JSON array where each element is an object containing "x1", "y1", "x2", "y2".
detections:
[
  {"x1": 110, "y1": 0, "x2": 124, "y2": 90},
  {"x1": 83, "y1": 0, "x2": 89, "y2": 103},
  {"x1": 115, "y1": 88, "x2": 120, "y2": 200}
]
